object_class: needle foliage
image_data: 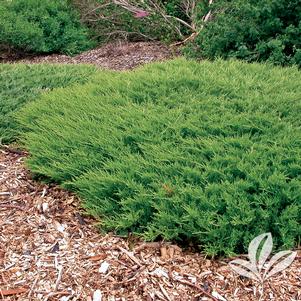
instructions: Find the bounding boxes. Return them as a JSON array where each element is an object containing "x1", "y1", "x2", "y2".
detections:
[
  {"x1": 17, "y1": 59, "x2": 301, "y2": 256},
  {"x1": 0, "y1": 63, "x2": 98, "y2": 143}
]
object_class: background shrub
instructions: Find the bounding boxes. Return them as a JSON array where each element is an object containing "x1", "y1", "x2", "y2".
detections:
[
  {"x1": 0, "y1": 0, "x2": 94, "y2": 55},
  {"x1": 0, "y1": 64, "x2": 98, "y2": 144},
  {"x1": 17, "y1": 59, "x2": 301, "y2": 256},
  {"x1": 72, "y1": 0, "x2": 194, "y2": 43},
  {"x1": 185, "y1": 0, "x2": 301, "y2": 67}
]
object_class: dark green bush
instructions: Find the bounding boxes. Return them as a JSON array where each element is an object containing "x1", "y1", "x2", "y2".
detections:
[
  {"x1": 0, "y1": 63, "x2": 98, "y2": 144},
  {"x1": 185, "y1": 0, "x2": 301, "y2": 67},
  {"x1": 17, "y1": 59, "x2": 301, "y2": 256},
  {"x1": 0, "y1": 0, "x2": 94, "y2": 55}
]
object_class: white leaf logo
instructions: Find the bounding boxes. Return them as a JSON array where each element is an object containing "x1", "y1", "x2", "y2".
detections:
[
  {"x1": 229, "y1": 233, "x2": 296, "y2": 285},
  {"x1": 229, "y1": 258, "x2": 261, "y2": 282},
  {"x1": 264, "y1": 250, "x2": 297, "y2": 280},
  {"x1": 251, "y1": 233, "x2": 272, "y2": 272}
]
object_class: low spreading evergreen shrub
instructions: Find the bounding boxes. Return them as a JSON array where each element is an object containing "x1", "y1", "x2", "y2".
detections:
[
  {"x1": 17, "y1": 59, "x2": 301, "y2": 256},
  {"x1": 0, "y1": 0, "x2": 94, "y2": 55},
  {"x1": 0, "y1": 64, "x2": 98, "y2": 143}
]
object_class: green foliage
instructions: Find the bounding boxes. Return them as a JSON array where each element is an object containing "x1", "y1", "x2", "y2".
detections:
[
  {"x1": 0, "y1": 0, "x2": 94, "y2": 55},
  {"x1": 17, "y1": 59, "x2": 301, "y2": 256},
  {"x1": 185, "y1": 0, "x2": 301, "y2": 67},
  {"x1": 0, "y1": 63, "x2": 98, "y2": 144}
]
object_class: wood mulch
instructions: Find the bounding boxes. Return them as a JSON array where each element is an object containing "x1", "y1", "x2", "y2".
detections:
[
  {"x1": 1, "y1": 42, "x2": 300, "y2": 300},
  {"x1": 1, "y1": 42, "x2": 175, "y2": 70},
  {"x1": 0, "y1": 148, "x2": 300, "y2": 301}
]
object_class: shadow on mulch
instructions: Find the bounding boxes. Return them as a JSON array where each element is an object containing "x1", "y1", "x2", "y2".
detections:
[{"x1": 1, "y1": 41, "x2": 179, "y2": 70}]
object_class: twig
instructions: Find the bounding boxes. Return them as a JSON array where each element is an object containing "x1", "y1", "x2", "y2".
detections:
[
  {"x1": 0, "y1": 192, "x2": 10, "y2": 196},
  {"x1": 159, "y1": 283, "x2": 172, "y2": 301},
  {"x1": 54, "y1": 266, "x2": 64, "y2": 291},
  {"x1": 28, "y1": 275, "x2": 39, "y2": 298},
  {"x1": 170, "y1": 32, "x2": 198, "y2": 46},
  {"x1": 117, "y1": 246, "x2": 142, "y2": 266},
  {"x1": 0, "y1": 204, "x2": 25, "y2": 211},
  {"x1": 43, "y1": 291, "x2": 70, "y2": 301},
  {"x1": 203, "y1": 0, "x2": 214, "y2": 22},
  {"x1": 41, "y1": 188, "x2": 47, "y2": 198},
  {"x1": 134, "y1": 241, "x2": 162, "y2": 252},
  {"x1": 82, "y1": 2, "x2": 111, "y2": 17},
  {"x1": 173, "y1": 278, "x2": 219, "y2": 301}
]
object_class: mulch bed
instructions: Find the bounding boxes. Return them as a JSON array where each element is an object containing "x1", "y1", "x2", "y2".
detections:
[
  {"x1": 0, "y1": 149, "x2": 300, "y2": 301},
  {"x1": 1, "y1": 42, "x2": 175, "y2": 70}
]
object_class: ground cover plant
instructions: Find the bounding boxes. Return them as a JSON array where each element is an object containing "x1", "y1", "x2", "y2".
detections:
[
  {"x1": 0, "y1": 64, "x2": 98, "y2": 144},
  {"x1": 17, "y1": 59, "x2": 301, "y2": 256}
]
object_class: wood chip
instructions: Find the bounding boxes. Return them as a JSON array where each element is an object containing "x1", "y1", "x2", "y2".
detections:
[{"x1": 0, "y1": 287, "x2": 28, "y2": 296}]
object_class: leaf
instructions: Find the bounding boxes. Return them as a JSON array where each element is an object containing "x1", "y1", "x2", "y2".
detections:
[
  {"x1": 248, "y1": 232, "x2": 272, "y2": 271},
  {"x1": 229, "y1": 258, "x2": 261, "y2": 282},
  {"x1": 264, "y1": 250, "x2": 297, "y2": 280}
]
